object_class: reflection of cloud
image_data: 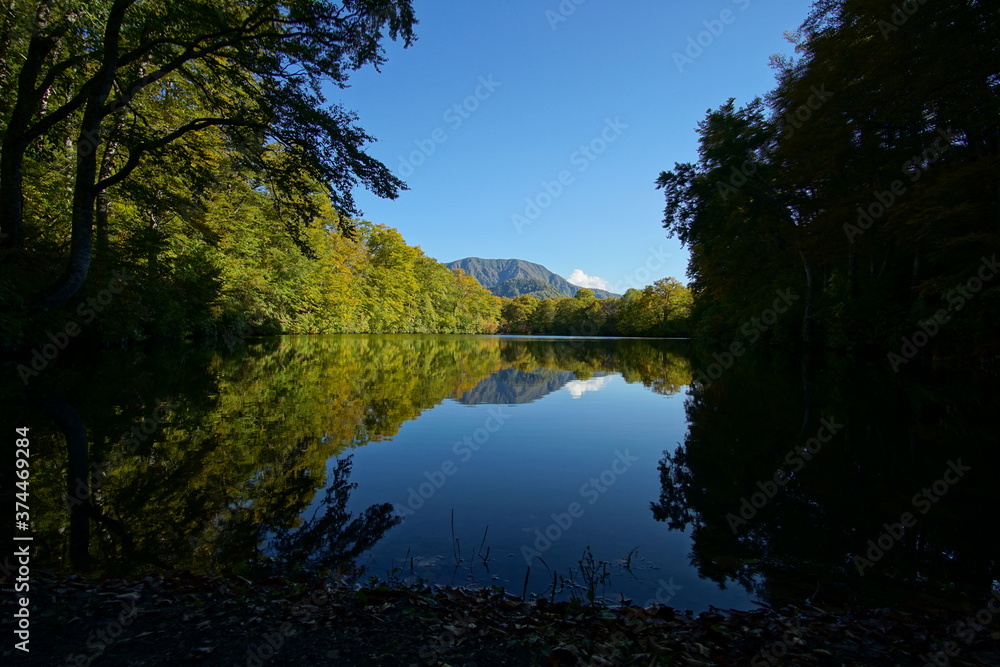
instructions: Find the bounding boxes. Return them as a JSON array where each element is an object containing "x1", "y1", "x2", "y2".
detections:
[
  {"x1": 564, "y1": 375, "x2": 615, "y2": 399},
  {"x1": 567, "y1": 269, "x2": 613, "y2": 291}
]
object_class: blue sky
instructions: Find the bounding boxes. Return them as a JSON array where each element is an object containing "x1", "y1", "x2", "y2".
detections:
[{"x1": 338, "y1": 0, "x2": 815, "y2": 293}]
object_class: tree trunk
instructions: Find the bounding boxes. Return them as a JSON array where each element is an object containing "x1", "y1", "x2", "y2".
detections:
[
  {"x1": 34, "y1": 119, "x2": 100, "y2": 307},
  {"x1": 0, "y1": 0, "x2": 67, "y2": 260},
  {"x1": 0, "y1": 142, "x2": 25, "y2": 257},
  {"x1": 94, "y1": 87, "x2": 131, "y2": 261},
  {"x1": 94, "y1": 137, "x2": 119, "y2": 262},
  {"x1": 32, "y1": 0, "x2": 130, "y2": 307},
  {"x1": 799, "y1": 249, "x2": 815, "y2": 346},
  {"x1": 0, "y1": 28, "x2": 57, "y2": 258}
]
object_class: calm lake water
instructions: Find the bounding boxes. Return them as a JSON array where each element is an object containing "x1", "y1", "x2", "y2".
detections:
[{"x1": 6, "y1": 334, "x2": 998, "y2": 613}]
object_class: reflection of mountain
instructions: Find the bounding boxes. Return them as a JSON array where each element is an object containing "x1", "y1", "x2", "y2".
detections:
[
  {"x1": 457, "y1": 368, "x2": 591, "y2": 405},
  {"x1": 9, "y1": 335, "x2": 691, "y2": 577}
]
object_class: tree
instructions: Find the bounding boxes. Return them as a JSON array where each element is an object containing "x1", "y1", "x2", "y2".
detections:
[
  {"x1": 454, "y1": 271, "x2": 501, "y2": 334},
  {"x1": 553, "y1": 297, "x2": 582, "y2": 335},
  {"x1": 1, "y1": 0, "x2": 416, "y2": 307},
  {"x1": 657, "y1": 0, "x2": 998, "y2": 353},
  {"x1": 500, "y1": 295, "x2": 538, "y2": 333},
  {"x1": 657, "y1": 99, "x2": 807, "y2": 343},
  {"x1": 615, "y1": 288, "x2": 656, "y2": 336},
  {"x1": 360, "y1": 223, "x2": 419, "y2": 332},
  {"x1": 648, "y1": 277, "x2": 693, "y2": 335},
  {"x1": 530, "y1": 299, "x2": 556, "y2": 333}
]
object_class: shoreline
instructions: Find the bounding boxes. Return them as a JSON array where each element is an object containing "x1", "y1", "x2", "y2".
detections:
[{"x1": 3, "y1": 571, "x2": 998, "y2": 666}]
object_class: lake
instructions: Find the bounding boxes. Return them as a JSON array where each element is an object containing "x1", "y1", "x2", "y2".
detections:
[{"x1": 6, "y1": 334, "x2": 998, "y2": 613}]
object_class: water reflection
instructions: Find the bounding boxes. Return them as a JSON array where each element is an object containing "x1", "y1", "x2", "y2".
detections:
[
  {"x1": 4, "y1": 336, "x2": 689, "y2": 582},
  {"x1": 268, "y1": 457, "x2": 400, "y2": 574},
  {"x1": 651, "y1": 348, "x2": 1000, "y2": 609},
  {"x1": 4, "y1": 335, "x2": 994, "y2": 612},
  {"x1": 457, "y1": 368, "x2": 577, "y2": 405},
  {"x1": 564, "y1": 374, "x2": 615, "y2": 399}
]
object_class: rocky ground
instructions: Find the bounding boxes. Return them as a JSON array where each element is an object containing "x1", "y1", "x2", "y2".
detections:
[{"x1": 3, "y1": 571, "x2": 1000, "y2": 666}]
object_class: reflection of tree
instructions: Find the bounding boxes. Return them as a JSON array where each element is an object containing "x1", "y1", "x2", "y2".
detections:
[
  {"x1": 650, "y1": 349, "x2": 1000, "y2": 608},
  {"x1": 28, "y1": 395, "x2": 176, "y2": 573},
  {"x1": 35, "y1": 397, "x2": 92, "y2": 570},
  {"x1": 11, "y1": 335, "x2": 697, "y2": 578},
  {"x1": 268, "y1": 456, "x2": 400, "y2": 573},
  {"x1": 494, "y1": 338, "x2": 692, "y2": 398},
  {"x1": 16, "y1": 336, "x2": 506, "y2": 575}
]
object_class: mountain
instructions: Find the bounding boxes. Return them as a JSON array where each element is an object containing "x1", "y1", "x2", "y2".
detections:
[
  {"x1": 446, "y1": 257, "x2": 619, "y2": 299},
  {"x1": 490, "y1": 278, "x2": 565, "y2": 300}
]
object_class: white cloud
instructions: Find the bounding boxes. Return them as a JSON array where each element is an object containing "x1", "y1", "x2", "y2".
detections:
[{"x1": 567, "y1": 269, "x2": 613, "y2": 292}]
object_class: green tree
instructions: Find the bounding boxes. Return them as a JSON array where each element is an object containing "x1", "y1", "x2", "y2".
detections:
[
  {"x1": 1, "y1": 0, "x2": 416, "y2": 308},
  {"x1": 500, "y1": 295, "x2": 538, "y2": 333},
  {"x1": 359, "y1": 224, "x2": 419, "y2": 332},
  {"x1": 657, "y1": 1, "x2": 998, "y2": 354},
  {"x1": 453, "y1": 270, "x2": 501, "y2": 334},
  {"x1": 647, "y1": 277, "x2": 693, "y2": 336},
  {"x1": 530, "y1": 298, "x2": 556, "y2": 333}
]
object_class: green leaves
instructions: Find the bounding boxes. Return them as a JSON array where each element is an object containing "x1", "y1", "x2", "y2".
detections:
[
  {"x1": 657, "y1": 0, "x2": 999, "y2": 352},
  {"x1": 1, "y1": 0, "x2": 418, "y2": 306},
  {"x1": 499, "y1": 279, "x2": 692, "y2": 337}
]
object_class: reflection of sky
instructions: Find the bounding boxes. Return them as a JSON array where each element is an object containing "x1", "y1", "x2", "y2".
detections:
[
  {"x1": 340, "y1": 374, "x2": 750, "y2": 613},
  {"x1": 564, "y1": 374, "x2": 616, "y2": 398}
]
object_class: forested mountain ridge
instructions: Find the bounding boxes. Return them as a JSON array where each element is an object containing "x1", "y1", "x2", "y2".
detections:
[
  {"x1": 490, "y1": 278, "x2": 567, "y2": 300},
  {"x1": 446, "y1": 257, "x2": 619, "y2": 299}
]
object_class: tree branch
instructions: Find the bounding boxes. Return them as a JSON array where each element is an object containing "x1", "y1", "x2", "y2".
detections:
[{"x1": 96, "y1": 117, "x2": 265, "y2": 192}]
